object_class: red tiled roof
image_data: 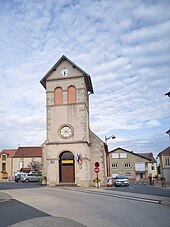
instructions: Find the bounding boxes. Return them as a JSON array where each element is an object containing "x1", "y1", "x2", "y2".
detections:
[
  {"x1": 158, "y1": 146, "x2": 170, "y2": 156},
  {"x1": 13, "y1": 147, "x2": 42, "y2": 158},
  {"x1": 0, "y1": 149, "x2": 17, "y2": 158}
]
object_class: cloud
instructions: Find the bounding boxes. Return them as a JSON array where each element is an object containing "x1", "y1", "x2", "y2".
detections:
[
  {"x1": 0, "y1": 0, "x2": 169, "y2": 155},
  {"x1": 145, "y1": 120, "x2": 160, "y2": 127},
  {"x1": 109, "y1": 133, "x2": 170, "y2": 156}
]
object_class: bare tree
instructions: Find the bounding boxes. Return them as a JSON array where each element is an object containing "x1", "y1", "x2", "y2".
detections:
[{"x1": 28, "y1": 158, "x2": 42, "y2": 172}]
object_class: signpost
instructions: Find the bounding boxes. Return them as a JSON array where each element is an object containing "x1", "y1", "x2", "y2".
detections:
[
  {"x1": 94, "y1": 167, "x2": 100, "y2": 173},
  {"x1": 94, "y1": 162, "x2": 100, "y2": 188}
]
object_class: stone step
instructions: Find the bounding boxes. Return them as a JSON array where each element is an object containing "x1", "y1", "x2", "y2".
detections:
[{"x1": 55, "y1": 183, "x2": 78, "y2": 187}]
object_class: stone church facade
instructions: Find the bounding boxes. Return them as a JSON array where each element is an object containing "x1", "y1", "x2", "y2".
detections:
[{"x1": 40, "y1": 55, "x2": 107, "y2": 187}]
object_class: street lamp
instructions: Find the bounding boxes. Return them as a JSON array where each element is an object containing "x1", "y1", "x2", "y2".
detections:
[
  {"x1": 165, "y1": 91, "x2": 170, "y2": 97},
  {"x1": 105, "y1": 135, "x2": 116, "y2": 143},
  {"x1": 165, "y1": 92, "x2": 170, "y2": 140},
  {"x1": 105, "y1": 134, "x2": 116, "y2": 177},
  {"x1": 166, "y1": 129, "x2": 170, "y2": 140}
]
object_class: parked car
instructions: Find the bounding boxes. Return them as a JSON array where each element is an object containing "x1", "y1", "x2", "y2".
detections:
[
  {"x1": 114, "y1": 176, "x2": 129, "y2": 187},
  {"x1": 21, "y1": 173, "x2": 41, "y2": 183},
  {"x1": 14, "y1": 172, "x2": 27, "y2": 182}
]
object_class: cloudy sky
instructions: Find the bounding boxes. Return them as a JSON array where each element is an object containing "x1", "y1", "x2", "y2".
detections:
[{"x1": 0, "y1": 0, "x2": 170, "y2": 157}]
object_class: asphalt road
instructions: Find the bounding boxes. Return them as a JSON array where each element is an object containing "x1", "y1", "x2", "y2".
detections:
[
  {"x1": 0, "y1": 181, "x2": 42, "y2": 190},
  {"x1": 1, "y1": 182, "x2": 170, "y2": 198},
  {"x1": 0, "y1": 183, "x2": 170, "y2": 227},
  {"x1": 0, "y1": 199, "x2": 49, "y2": 227},
  {"x1": 110, "y1": 182, "x2": 170, "y2": 197}
]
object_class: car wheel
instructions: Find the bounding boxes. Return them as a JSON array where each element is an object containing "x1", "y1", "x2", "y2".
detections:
[{"x1": 25, "y1": 179, "x2": 29, "y2": 183}]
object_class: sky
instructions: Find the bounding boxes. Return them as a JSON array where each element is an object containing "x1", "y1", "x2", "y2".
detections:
[{"x1": 0, "y1": 0, "x2": 170, "y2": 157}]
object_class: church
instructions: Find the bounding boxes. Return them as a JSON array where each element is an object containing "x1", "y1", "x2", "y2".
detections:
[{"x1": 40, "y1": 55, "x2": 107, "y2": 187}]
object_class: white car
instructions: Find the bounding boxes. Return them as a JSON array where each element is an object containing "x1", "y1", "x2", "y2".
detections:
[{"x1": 114, "y1": 176, "x2": 129, "y2": 187}]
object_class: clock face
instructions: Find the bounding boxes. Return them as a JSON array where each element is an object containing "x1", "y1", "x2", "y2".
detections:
[
  {"x1": 59, "y1": 125, "x2": 73, "y2": 139},
  {"x1": 60, "y1": 68, "x2": 69, "y2": 77}
]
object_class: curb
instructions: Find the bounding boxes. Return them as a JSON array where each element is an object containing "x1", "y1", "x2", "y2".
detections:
[{"x1": 0, "y1": 191, "x2": 13, "y2": 201}]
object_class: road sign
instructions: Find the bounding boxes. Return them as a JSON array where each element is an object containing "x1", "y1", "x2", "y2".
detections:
[
  {"x1": 94, "y1": 167, "x2": 100, "y2": 173},
  {"x1": 95, "y1": 162, "x2": 100, "y2": 167}
]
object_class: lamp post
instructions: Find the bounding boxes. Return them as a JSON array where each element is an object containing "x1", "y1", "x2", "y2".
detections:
[
  {"x1": 165, "y1": 92, "x2": 170, "y2": 140},
  {"x1": 166, "y1": 129, "x2": 170, "y2": 140},
  {"x1": 165, "y1": 91, "x2": 170, "y2": 97},
  {"x1": 105, "y1": 134, "x2": 116, "y2": 177}
]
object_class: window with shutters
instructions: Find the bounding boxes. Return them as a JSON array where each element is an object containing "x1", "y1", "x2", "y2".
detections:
[
  {"x1": 2, "y1": 163, "x2": 6, "y2": 171},
  {"x1": 111, "y1": 153, "x2": 119, "y2": 159},
  {"x1": 124, "y1": 163, "x2": 131, "y2": 168},
  {"x1": 165, "y1": 157, "x2": 170, "y2": 167},
  {"x1": 112, "y1": 163, "x2": 118, "y2": 168},
  {"x1": 2, "y1": 155, "x2": 6, "y2": 161}
]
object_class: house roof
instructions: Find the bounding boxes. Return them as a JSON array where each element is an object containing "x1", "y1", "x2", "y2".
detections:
[
  {"x1": 136, "y1": 153, "x2": 156, "y2": 163},
  {"x1": 158, "y1": 146, "x2": 170, "y2": 157},
  {"x1": 0, "y1": 149, "x2": 16, "y2": 158},
  {"x1": 13, "y1": 147, "x2": 42, "y2": 158},
  {"x1": 40, "y1": 55, "x2": 94, "y2": 94},
  {"x1": 109, "y1": 147, "x2": 151, "y2": 161}
]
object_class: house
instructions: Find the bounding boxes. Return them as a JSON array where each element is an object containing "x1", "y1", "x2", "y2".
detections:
[
  {"x1": 0, "y1": 149, "x2": 16, "y2": 181},
  {"x1": 12, "y1": 147, "x2": 42, "y2": 175},
  {"x1": 109, "y1": 147, "x2": 157, "y2": 181},
  {"x1": 136, "y1": 153, "x2": 157, "y2": 178},
  {"x1": 40, "y1": 55, "x2": 107, "y2": 187},
  {"x1": 0, "y1": 146, "x2": 42, "y2": 181},
  {"x1": 158, "y1": 146, "x2": 170, "y2": 184}
]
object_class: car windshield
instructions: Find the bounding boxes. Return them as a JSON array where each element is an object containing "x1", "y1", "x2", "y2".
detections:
[
  {"x1": 116, "y1": 176, "x2": 128, "y2": 179},
  {"x1": 18, "y1": 173, "x2": 26, "y2": 176}
]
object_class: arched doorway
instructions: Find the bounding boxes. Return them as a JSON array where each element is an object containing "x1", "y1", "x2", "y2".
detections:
[{"x1": 59, "y1": 151, "x2": 75, "y2": 183}]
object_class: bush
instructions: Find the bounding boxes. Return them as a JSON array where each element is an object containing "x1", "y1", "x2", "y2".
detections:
[
  {"x1": 40, "y1": 176, "x2": 47, "y2": 182},
  {"x1": 93, "y1": 178, "x2": 101, "y2": 183}
]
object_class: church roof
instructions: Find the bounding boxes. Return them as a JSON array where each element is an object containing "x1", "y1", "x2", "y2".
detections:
[{"x1": 40, "y1": 55, "x2": 94, "y2": 94}]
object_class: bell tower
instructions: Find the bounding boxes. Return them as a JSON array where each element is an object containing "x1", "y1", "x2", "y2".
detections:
[{"x1": 40, "y1": 55, "x2": 94, "y2": 187}]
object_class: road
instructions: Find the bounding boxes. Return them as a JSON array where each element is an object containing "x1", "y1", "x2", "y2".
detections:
[
  {"x1": 0, "y1": 182, "x2": 170, "y2": 227},
  {"x1": 110, "y1": 182, "x2": 170, "y2": 197}
]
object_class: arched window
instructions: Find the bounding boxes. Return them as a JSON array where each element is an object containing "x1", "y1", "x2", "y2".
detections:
[
  {"x1": 60, "y1": 151, "x2": 74, "y2": 161},
  {"x1": 54, "y1": 87, "x2": 63, "y2": 105},
  {"x1": 68, "y1": 86, "x2": 76, "y2": 104}
]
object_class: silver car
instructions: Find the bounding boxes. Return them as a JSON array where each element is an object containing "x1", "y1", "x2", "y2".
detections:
[
  {"x1": 14, "y1": 172, "x2": 27, "y2": 182},
  {"x1": 114, "y1": 176, "x2": 129, "y2": 187},
  {"x1": 21, "y1": 173, "x2": 41, "y2": 182}
]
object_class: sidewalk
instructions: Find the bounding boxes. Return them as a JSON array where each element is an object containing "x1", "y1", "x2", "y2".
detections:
[
  {"x1": 0, "y1": 191, "x2": 12, "y2": 201},
  {"x1": 59, "y1": 186, "x2": 170, "y2": 206},
  {"x1": 100, "y1": 188, "x2": 170, "y2": 205},
  {"x1": 152, "y1": 181, "x2": 170, "y2": 189}
]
